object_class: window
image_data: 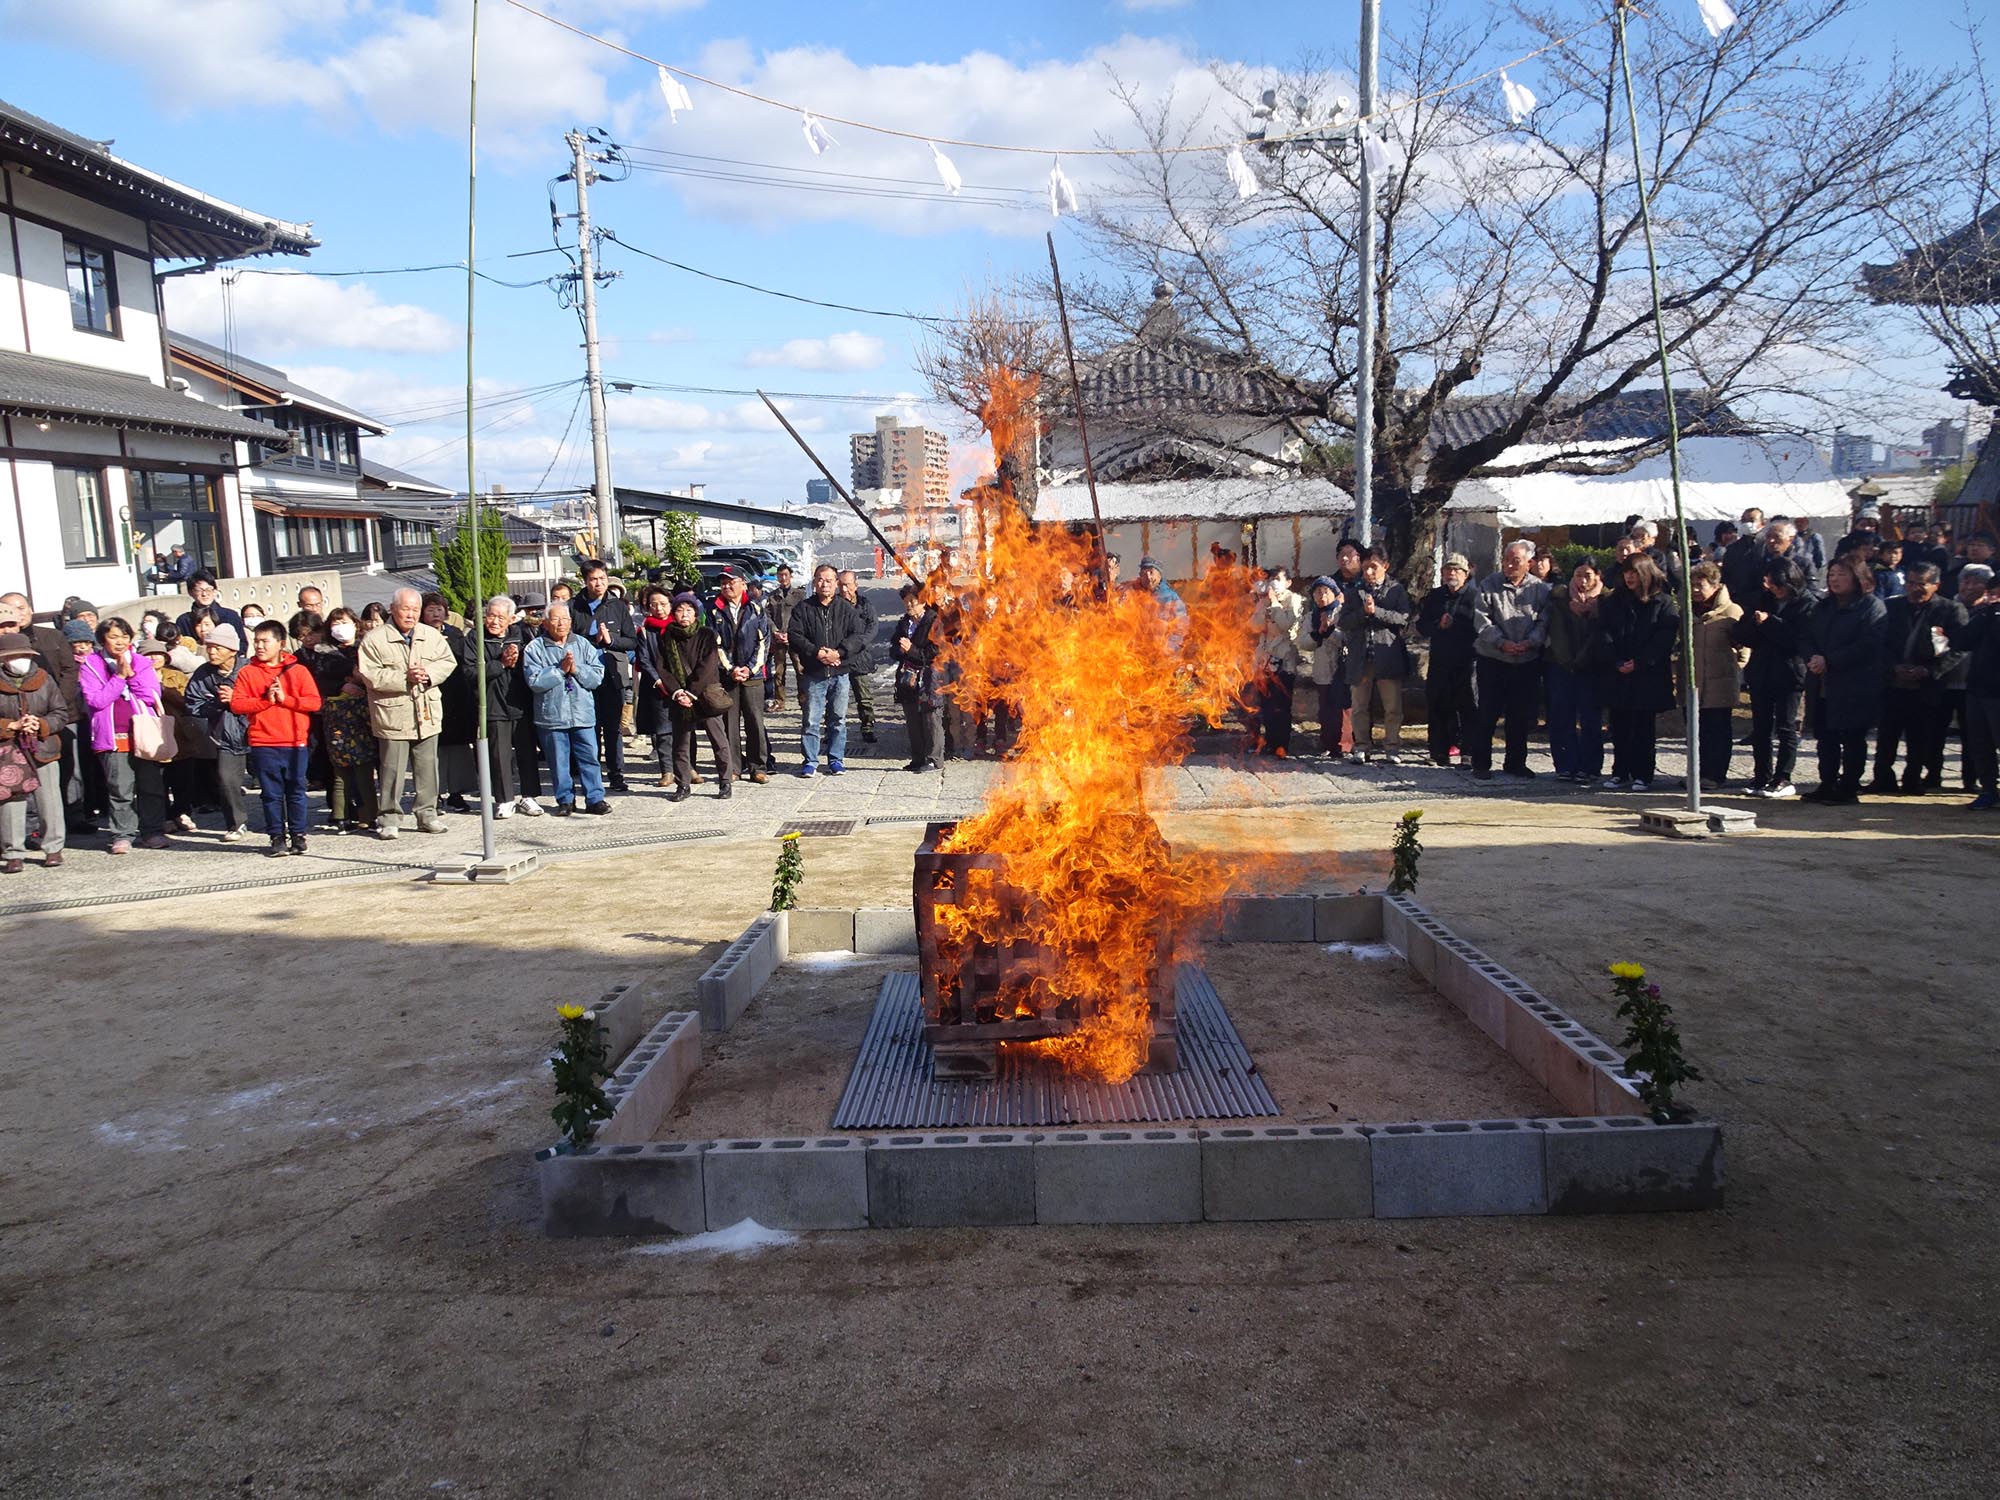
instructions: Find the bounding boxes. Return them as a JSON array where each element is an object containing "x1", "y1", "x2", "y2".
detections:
[
  {"x1": 54, "y1": 467, "x2": 114, "y2": 564},
  {"x1": 64, "y1": 240, "x2": 117, "y2": 336}
]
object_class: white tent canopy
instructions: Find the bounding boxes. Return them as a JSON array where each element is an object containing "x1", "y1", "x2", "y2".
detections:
[{"x1": 1447, "y1": 435, "x2": 1849, "y2": 529}]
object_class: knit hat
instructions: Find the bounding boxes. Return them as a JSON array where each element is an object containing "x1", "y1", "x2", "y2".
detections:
[
  {"x1": 0, "y1": 631, "x2": 33, "y2": 658},
  {"x1": 207, "y1": 623, "x2": 243, "y2": 653},
  {"x1": 1138, "y1": 555, "x2": 1163, "y2": 572},
  {"x1": 136, "y1": 638, "x2": 168, "y2": 657},
  {"x1": 1444, "y1": 553, "x2": 1471, "y2": 572},
  {"x1": 670, "y1": 591, "x2": 701, "y2": 611},
  {"x1": 63, "y1": 597, "x2": 96, "y2": 620},
  {"x1": 62, "y1": 620, "x2": 95, "y2": 643}
]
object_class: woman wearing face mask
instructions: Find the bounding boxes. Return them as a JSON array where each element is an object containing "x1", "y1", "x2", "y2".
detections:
[
  {"x1": 138, "y1": 610, "x2": 168, "y2": 643},
  {"x1": 315, "y1": 607, "x2": 378, "y2": 832},
  {"x1": 0, "y1": 631, "x2": 71, "y2": 872}
]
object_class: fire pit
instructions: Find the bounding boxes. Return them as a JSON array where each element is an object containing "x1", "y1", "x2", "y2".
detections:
[{"x1": 915, "y1": 820, "x2": 1178, "y2": 1081}]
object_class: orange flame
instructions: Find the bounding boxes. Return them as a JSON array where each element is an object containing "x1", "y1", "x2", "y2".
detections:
[{"x1": 928, "y1": 367, "x2": 1262, "y2": 1084}]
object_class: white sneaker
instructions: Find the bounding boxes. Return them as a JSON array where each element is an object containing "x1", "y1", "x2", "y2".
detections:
[
  {"x1": 221, "y1": 825, "x2": 246, "y2": 843},
  {"x1": 376, "y1": 824, "x2": 400, "y2": 841},
  {"x1": 1767, "y1": 782, "x2": 1799, "y2": 800},
  {"x1": 494, "y1": 801, "x2": 515, "y2": 820},
  {"x1": 1630, "y1": 779, "x2": 1651, "y2": 793},
  {"x1": 515, "y1": 797, "x2": 544, "y2": 817}
]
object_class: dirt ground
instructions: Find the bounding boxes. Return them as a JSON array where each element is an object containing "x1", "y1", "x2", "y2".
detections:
[
  {"x1": 4, "y1": 797, "x2": 1997, "y2": 1498},
  {"x1": 671, "y1": 945, "x2": 1558, "y2": 1139}
]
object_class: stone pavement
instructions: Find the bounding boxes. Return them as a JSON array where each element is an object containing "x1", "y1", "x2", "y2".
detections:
[{"x1": 0, "y1": 676, "x2": 1708, "y2": 915}]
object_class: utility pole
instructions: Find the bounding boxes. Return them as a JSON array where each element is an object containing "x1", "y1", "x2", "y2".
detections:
[
  {"x1": 567, "y1": 129, "x2": 619, "y2": 562},
  {"x1": 1354, "y1": 0, "x2": 1380, "y2": 548}
]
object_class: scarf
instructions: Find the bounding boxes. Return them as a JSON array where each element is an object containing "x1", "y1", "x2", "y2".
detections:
[
  {"x1": 667, "y1": 621, "x2": 699, "y2": 683},
  {"x1": 1569, "y1": 574, "x2": 1601, "y2": 614}
]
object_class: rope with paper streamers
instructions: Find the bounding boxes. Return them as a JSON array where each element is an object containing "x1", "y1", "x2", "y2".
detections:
[{"x1": 501, "y1": 0, "x2": 1735, "y2": 207}]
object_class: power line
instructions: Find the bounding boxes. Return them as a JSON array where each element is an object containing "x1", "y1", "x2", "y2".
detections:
[
  {"x1": 597, "y1": 228, "x2": 959, "y2": 326},
  {"x1": 608, "y1": 377, "x2": 949, "y2": 407}
]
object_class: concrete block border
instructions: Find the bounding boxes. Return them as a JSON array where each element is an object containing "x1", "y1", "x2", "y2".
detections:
[
  {"x1": 588, "y1": 980, "x2": 647, "y2": 1068},
  {"x1": 536, "y1": 892, "x2": 1721, "y2": 1233}
]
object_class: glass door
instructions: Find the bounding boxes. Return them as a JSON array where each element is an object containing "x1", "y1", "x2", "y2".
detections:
[{"x1": 129, "y1": 471, "x2": 225, "y2": 589}]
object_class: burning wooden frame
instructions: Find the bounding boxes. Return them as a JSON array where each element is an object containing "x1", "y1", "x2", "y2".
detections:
[{"x1": 914, "y1": 821, "x2": 1179, "y2": 1082}]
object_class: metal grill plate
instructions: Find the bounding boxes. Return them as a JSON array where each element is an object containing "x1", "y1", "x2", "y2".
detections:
[
  {"x1": 777, "y1": 819, "x2": 861, "y2": 837},
  {"x1": 831, "y1": 965, "x2": 1278, "y2": 1128}
]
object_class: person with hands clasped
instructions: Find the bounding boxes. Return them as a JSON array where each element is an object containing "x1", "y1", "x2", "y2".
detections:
[
  {"x1": 356, "y1": 587, "x2": 457, "y2": 839},
  {"x1": 637, "y1": 588, "x2": 732, "y2": 803},
  {"x1": 0, "y1": 631, "x2": 71, "y2": 872},
  {"x1": 524, "y1": 601, "x2": 610, "y2": 817},
  {"x1": 230, "y1": 620, "x2": 323, "y2": 857}
]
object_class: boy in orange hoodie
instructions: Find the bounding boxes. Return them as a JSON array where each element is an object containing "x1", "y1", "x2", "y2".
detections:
[{"x1": 231, "y1": 620, "x2": 323, "y2": 856}]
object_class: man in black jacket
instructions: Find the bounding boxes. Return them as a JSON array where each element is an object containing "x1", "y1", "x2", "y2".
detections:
[
  {"x1": 1871, "y1": 563, "x2": 1969, "y2": 795},
  {"x1": 570, "y1": 559, "x2": 638, "y2": 792},
  {"x1": 1337, "y1": 548, "x2": 1413, "y2": 763},
  {"x1": 765, "y1": 564, "x2": 804, "y2": 710},
  {"x1": 478, "y1": 596, "x2": 543, "y2": 817},
  {"x1": 1731, "y1": 559, "x2": 1816, "y2": 798},
  {"x1": 789, "y1": 564, "x2": 868, "y2": 777},
  {"x1": 711, "y1": 572, "x2": 772, "y2": 784},
  {"x1": 837, "y1": 569, "x2": 878, "y2": 745},
  {"x1": 1414, "y1": 554, "x2": 1476, "y2": 767}
]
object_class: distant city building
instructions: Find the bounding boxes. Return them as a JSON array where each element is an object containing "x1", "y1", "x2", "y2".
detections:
[
  {"x1": 1923, "y1": 418, "x2": 1967, "y2": 466},
  {"x1": 1830, "y1": 431, "x2": 1878, "y2": 476},
  {"x1": 850, "y1": 414, "x2": 949, "y2": 506},
  {"x1": 805, "y1": 476, "x2": 833, "y2": 505}
]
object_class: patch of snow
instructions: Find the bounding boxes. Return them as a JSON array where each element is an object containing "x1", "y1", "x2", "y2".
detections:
[
  {"x1": 793, "y1": 950, "x2": 862, "y2": 967},
  {"x1": 629, "y1": 1219, "x2": 800, "y2": 1258},
  {"x1": 210, "y1": 1082, "x2": 292, "y2": 1114},
  {"x1": 1323, "y1": 941, "x2": 1398, "y2": 961},
  {"x1": 94, "y1": 1119, "x2": 187, "y2": 1153}
]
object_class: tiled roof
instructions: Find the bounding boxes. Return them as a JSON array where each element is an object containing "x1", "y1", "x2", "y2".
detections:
[
  {"x1": 1863, "y1": 205, "x2": 2000, "y2": 308},
  {"x1": 1077, "y1": 331, "x2": 1301, "y2": 421},
  {"x1": 169, "y1": 334, "x2": 386, "y2": 433},
  {"x1": 0, "y1": 348, "x2": 287, "y2": 444},
  {"x1": 0, "y1": 97, "x2": 315, "y2": 264},
  {"x1": 359, "y1": 458, "x2": 455, "y2": 497},
  {"x1": 1425, "y1": 387, "x2": 1746, "y2": 452}
]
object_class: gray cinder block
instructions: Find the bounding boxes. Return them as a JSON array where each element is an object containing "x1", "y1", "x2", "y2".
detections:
[
  {"x1": 595, "y1": 1011, "x2": 699, "y2": 1146},
  {"x1": 853, "y1": 906, "x2": 919, "y2": 955},
  {"x1": 1314, "y1": 893, "x2": 1384, "y2": 944},
  {"x1": 704, "y1": 1137, "x2": 870, "y2": 1230},
  {"x1": 696, "y1": 912, "x2": 785, "y2": 1032},
  {"x1": 1033, "y1": 1130, "x2": 1201, "y2": 1224},
  {"x1": 1592, "y1": 1064, "x2": 1648, "y2": 1117},
  {"x1": 588, "y1": 980, "x2": 646, "y2": 1067},
  {"x1": 786, "y1": 906, "x2": 856, "y2": 952},
  {"x1": 867, "y1": 1132, "x2": 1037, "y2": 1227},
  {"x1": 1219, "y1": 895, "x2": 1317, "y2": 944},
  {"x1": 1201, "y1": 1125, "x2": 1372, "y2": 1221},
  {"x1": 539, "y1": 1141, "x2": 707, "y2": 1237},
  {"x1": 1370, "y1": 1120, "x2": 1549, "y2": 1217},
  {"x1": 1544, "y1": 1117, "x2": 1723, "y2": 1213},
  {"x1": 1380, "y1": 895, "x2": 1413, "y2": 956}
]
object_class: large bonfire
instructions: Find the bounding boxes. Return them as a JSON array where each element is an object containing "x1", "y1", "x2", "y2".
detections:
[{"x1": 928, "y1": 367, "x2": 1262, "y2": 1083}]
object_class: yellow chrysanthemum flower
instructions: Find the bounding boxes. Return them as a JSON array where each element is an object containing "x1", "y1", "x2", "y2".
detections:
[
  {"x1": 782, "y1": 831, "x2": 803, "y2": 842},
  {"x1": 556, "y1": 1003, "x2": 587, "y2": 1020},
  {"x1": 1607, "y1": 962, "x2": 1646, "y2": 982},
  {"x1": 1401, "y1": 809, "x2": 1424, "y2": 822}
]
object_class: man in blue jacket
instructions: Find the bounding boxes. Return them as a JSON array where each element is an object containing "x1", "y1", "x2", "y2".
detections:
[{"x1": 524, "y1": 603, "x2": 611, "y2": 816}]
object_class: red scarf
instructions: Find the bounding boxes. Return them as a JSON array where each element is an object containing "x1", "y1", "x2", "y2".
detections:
[{"x1": 643, "y1": 615, "x2": 674, "y2": 632}]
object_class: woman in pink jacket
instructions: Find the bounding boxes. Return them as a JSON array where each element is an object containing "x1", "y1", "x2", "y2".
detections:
[{"x1": 79, "y1": 616, "x2": 169, "y2": 853}]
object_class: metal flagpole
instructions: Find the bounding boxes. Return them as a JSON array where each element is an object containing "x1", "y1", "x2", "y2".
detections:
[
  {"x1": 467, "y1": 0, "x2": 496, "y2": 861},
  {"x1": 1354, "y1": 0, "x2": 1380, "y2": 547},
  {"x1": 1614, "y1": 0, "x2": 1701, "y2": 812}
]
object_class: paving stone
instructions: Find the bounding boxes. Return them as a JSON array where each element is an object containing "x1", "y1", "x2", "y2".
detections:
[
  {"x1": 1370, "y1": 1120, "x2": 1549, "y2": 1217},
  {"x1": 1033, "y1": 1130, "x2": 1201, "y2": 1224},
  {"x1": 1544, "y1": 1117, "x2": 1723, "y2": 1213},
  {"x1": 853, "y1": 906, "x2": 919, "y2": 955},
  {"x1": 1314, "y1": 893, "x2": 1384, "y2": 943},
  {"x1": 539, "y1": 1141, "x2": 707, "y2": 1237},
  {"x1": 866, "y1": 1131, "x2": 1037, "y2": 1227},
  {"x1": 1219, "y1": 894, "x2": 1316, "y2": 944},
  {"x1": 1201, "y1": 1125, "x2": 1372, "y2": 1221},
  {"x1": 704, "y1": 1137, "x2": 870, "y2": 1230},
  {"x1": 786, "y1": 906, "x2": 856, "y2": 952}
]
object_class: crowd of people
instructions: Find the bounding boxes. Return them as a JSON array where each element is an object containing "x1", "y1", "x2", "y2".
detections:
[
  {"x1": 1238, "y1": 504, "x2": 2000, "y2": 807},
  {"x1": 4, "y1": 504, "x2": 1996, "y2": 874}
]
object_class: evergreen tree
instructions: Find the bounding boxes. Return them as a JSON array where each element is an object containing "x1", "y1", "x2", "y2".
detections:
[{"x1": 430, "y1": 506, "x2": 511, "y2": 617}]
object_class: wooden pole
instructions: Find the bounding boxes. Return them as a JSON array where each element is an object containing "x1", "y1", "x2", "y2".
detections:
[
  {"x1": 755, "y1": 391, "x2": 921, "y2": 585},
  {"x1": 1046, "y1": 233, "x2": 1109, "y2": 598}
]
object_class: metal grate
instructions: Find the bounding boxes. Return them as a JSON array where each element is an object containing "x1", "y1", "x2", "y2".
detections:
[
  {"x1": 777, "y1": 819, "x2": 861, "y2": 838},
  {"x1": 831, "y1": 965, "x2": 1279, "y2": 1128},
  {"x1": 866, "y1": 812, "x2": 979, "y2": 826}
]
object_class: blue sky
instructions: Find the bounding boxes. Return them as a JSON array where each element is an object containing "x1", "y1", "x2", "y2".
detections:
[{"x1": 0, "y1": 0, "x2": 1980, "y2": 500}]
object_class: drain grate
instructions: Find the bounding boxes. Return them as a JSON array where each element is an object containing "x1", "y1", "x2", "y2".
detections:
[
  {"x1": 831, "y1": 965, "x2": 1279, "y2": 1128},
  {"x1": 777, "y1": 819, "x2": 861, "y2": 837},
  {"x1": 865, "y1": 812, "x2": 978, "y2": 826}
]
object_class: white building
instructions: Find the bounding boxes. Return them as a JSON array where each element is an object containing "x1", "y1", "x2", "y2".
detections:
[{"x1": 0, "y1": 98, "x2": 316, "y2": 607}]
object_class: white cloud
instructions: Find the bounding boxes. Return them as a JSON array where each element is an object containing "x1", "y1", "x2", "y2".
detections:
[
  {"x1": 164, "y1": 274, "x2": 457, "y2": 355},
  {"x1": 743, "y1": 332, "x2": 887, "y2": 372}
]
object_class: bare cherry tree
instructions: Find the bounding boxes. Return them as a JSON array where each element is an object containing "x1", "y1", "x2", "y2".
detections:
[{"x1": 1050, "y1": 0, "x2": 1947, "y2": 574}]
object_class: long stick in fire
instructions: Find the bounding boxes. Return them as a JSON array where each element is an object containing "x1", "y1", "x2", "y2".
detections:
[
  {"x1": 1045, "y1": 232, "x2": 1109, "y2": 600},
  {"x1": 756, "y1": 389, "x2": 922, "y2": 586}
]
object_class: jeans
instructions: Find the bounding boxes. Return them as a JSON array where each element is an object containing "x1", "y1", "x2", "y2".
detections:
[
  {"x1": 376, "y1": 734, "x2": 440, "y2": 827},
  {"x1": 539, "y1": 724, "x2": 604, "y2": 806},
  {"x1": 1470, "y1": 658, "x2": 1540, "y2": 773},
  {"x1": 802, "y1": 673, "x2": 851, "y2": 766},
  {"x1": 0, "y1": 760, "x2": 63, "y2": 858},
  {"x1": 100, "y1": 749, "x2": 166, "y2": 839},
  {"x1": 250, "y1": 744, "x2": 310, "y2": 838},
  {"x1": 1749, "y1": 686, "x2": 1802, "y2": 787},
  {"x1": 1545, "y1": 665, "x2": 1603, "y2": 779},
  {"x1": 1350, "y1": 668, "x2": 1403, "y2": 755}
]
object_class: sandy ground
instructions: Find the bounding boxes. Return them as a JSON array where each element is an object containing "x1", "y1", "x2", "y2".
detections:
[
  {"x1": 670, "y1": 945, "x2": 1557, "y2": 1140},
  {"x1": 4, "y1": 797, "x2": 1998, "y2": 1498}
]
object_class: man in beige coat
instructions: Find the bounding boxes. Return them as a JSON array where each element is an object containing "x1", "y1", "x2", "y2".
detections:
[{"x1": 358, "y1": 588, "x2": 457, "y2": 838}]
